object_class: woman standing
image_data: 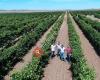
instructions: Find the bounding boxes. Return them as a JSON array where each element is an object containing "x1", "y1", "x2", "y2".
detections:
[{"x1": 59, "y1": 45, "x2": 65, "y2": 61}]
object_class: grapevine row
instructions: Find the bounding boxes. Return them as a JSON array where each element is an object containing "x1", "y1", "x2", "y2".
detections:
[
  {"x1": 75, "y1": 14, "x2": 100, "y2": 32},
  {"x1": 0, "y1": 13, "x2": 60, "y2": 49},
  {"x1": 71, "y1": 13, "x2": 100, "y2": 55},
  {"x1": 0, "y1": 12, "x2": 62, "y2": 79},
  {"x1": 11, "y1": 14, "x2": 64, "y2": 80},
  {"x1": 67, "y1": 14, "x2": 95, "y2": 80}
]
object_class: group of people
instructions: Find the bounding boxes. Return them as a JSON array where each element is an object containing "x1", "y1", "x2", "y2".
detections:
[{"x1": 51, "y1": 42, "x2": 72, "y2": 63}]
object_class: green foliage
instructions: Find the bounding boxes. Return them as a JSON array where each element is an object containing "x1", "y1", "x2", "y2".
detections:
[
  {"x1": 72, "y1": 13, "x2": 100, "y2": 55},
  {"x1": 0, "y1": 12, "x2": 60, "y2": 49},
  {"x1": 11, "y1": 14, "x2": 64, "y2": 80},
  {"x1": 67, "y1": 14, "x2": 95, "y2": 80},
  {"x1": 0, "y1": 12, "x2": 62, "y2": 79},
  {"x1": 77, "y1": 15, "x2": 100, "y2": 32}
]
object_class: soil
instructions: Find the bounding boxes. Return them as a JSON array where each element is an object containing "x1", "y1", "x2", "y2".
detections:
[
  {"x1": 4, "y1": 20, "x2": 54, "y2": 80},
  {"x1": 42, "y1": 14, "x2": 72, "y2": 80},
  {"x1": 70, "y1": 14, "x2": 100, "y2": 80},
  {"x1": 86, "y1": 15, "x2": 100, "y2": 22}
]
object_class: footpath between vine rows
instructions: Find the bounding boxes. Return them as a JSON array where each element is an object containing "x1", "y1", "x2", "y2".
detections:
[
  {"x1": 70, "y1": 14, "x2": 100, "y2": 80},
  {"x1": 4, "y1": 17, "x2": 55, "y2": 80},
  {"x1": 42, "y1": 14, "x2": 72, "y2": 80}
]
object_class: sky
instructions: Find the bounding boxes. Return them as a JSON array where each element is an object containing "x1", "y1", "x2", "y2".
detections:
[{"x1": 0, "y1": 0, "x2": 100, "y2": 10}]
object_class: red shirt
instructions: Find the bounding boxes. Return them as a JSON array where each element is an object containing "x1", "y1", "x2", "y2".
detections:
[{"x1": 65, "y1": 48, "x2": 72, "y2": 54}]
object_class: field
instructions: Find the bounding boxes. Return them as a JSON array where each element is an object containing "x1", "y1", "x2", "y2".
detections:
[{"x1": 0, "y1": 11, "x2": 100, "y2": 80}]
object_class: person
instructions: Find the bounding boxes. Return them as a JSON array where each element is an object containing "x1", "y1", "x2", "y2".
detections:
[
  {"x1": 65, "y1": 46, "x2": 72, "y2": 63},
  {"x1": 59, "y1": 45, "x2": 65, "y2": 61},
  {"x1": 50, "y1": 43, "x2": 56, "y2": 59},
  {"x1": 56, "y1": 42, "x2": 61, "y2": 56}
]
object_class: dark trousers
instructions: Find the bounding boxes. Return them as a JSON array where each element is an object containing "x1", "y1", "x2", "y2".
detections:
[
  {"x1": 57, "y1": 49, "x2": 60, "y2": 56},
  {"x1": 67, "y1": 54, "x2": 71, "y2": 62},
  {"x1": 50, "y1": 51, "x2": 55, "y2": 58},
  {"x1": 60, "y1": 52, "x2": 65, "y2": 61}
]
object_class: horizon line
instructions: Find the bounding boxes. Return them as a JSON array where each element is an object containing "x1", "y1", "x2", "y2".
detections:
[{"x1": 0, "y1": 8, "x2": 100, "y2": 11}]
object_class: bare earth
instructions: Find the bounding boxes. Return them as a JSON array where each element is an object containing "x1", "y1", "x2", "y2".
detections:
[
  {"x1": 42, "y1": 14, "x2": 72, "y2": 80},
  {"x1": 4, "y1": 21, "x2": 53, "y2": 80},
  {"x1": 86, "y1": 15, "x2": 100, "y2": 22},
  {"x1": 70, "y1": 14, "x2": 100, "y2": 80}
]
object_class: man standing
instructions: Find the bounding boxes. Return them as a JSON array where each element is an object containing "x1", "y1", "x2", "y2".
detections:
[
  {"x1": 50, "y1": 43, "x2": 56, "y2": 59},
  {"x1": 55, "y1": 42, "x2": 61, "y2": 56},
  {"x1": 59, "y1": 45, "x2": 65, "y2": 61},
  {"x1": 56, "y1": 42, "x2": 61, "y2": 56}
]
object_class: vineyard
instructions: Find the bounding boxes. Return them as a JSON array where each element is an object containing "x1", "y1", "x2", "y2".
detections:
[
  {"x1": 0, "y1": 11, "x2": 100, "y2": 80},
  {"x1": 0, "y1": 12, "x2": 62, "y2": 79}
]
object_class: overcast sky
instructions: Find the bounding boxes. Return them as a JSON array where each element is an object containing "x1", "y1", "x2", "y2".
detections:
[{"x1": 0, "y1": 0, "x2": 100, "y2": 10}]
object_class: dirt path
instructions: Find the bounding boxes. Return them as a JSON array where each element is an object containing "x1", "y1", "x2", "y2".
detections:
[
  {"x1": 4, "y1": 20, "x2": 54, "y2": 80},
  {"x1": 42, "y1": 14, "x2": 72, "y2": 80},
  {"x1": 86, "y1": 15, "x2": 100, "y2": 22},
  {"x1": 70, "y1": 14, "x2": 100, "y2": 80}
]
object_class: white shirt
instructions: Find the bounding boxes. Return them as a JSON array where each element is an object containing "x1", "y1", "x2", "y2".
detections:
[
  {"x1": 57, "y1": 44, "x2": 61, "y2": 50},
  {"x1": 60, "y1": 47, "x2": 65, "y2": 53},
  {"x1": 51, "y1": 45, "x2": 55, "y2": 51}
]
